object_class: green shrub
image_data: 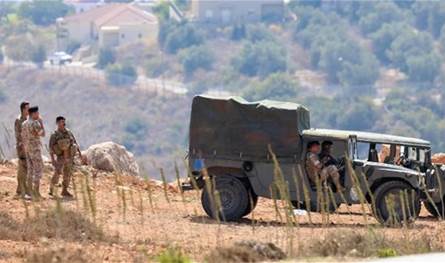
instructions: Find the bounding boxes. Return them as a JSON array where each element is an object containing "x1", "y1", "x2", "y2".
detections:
[
  {"x1": 232, "y1": 40, "x2": 286, "y2": 77},
  {"x1": 163, "y1": 23, "x2": 204, "y2": 54},
  {"x1": 18, "y1": 0, "x2": 72, "y2": 26},
  {"x1": 178, "y1": 45, "x2": 214, "y2": 76},
  {"x1": 105, "y1": 64, "x2": 137, "y2": 86},
  {"x1": 97, "y1": 48, "x2": 116, "y2": 69},
  {"x1": 145, "y1": 56, "x2": 168, "y2": 78},
  {"x1": 243, "y1": 73, "x2": 299, "y2": 101},
  {"x1": 157, "y1": 248, "x2": 191, "y2": 263},
  {"x1": 377, "y1": 248, "x2": 398, "y2": 258},
  {"x1": 31, "y1": 44, "x2": 46, "y2": 67}
]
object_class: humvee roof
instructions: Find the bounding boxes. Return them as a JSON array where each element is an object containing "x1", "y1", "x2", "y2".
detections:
[{"x1": 303, "y1": 128, "x2": 431, "y2": 147}]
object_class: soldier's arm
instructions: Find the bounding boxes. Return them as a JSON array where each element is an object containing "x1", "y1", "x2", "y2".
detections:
[
  {"x1": 49, "y1": 134, "x2": 56, "y2": 163},
  {"x1": 14, "y1": 119, "x2": 21, "y2": 145},
  {"x1": 309, "y1": 154, "x2": 323, "y2": 169},
  {"x1": 38, "y1": 119, "x2": 45, "y2": 137},
  {"x1": 70, "y1": 131, "x2": 82, "y2": 157}
]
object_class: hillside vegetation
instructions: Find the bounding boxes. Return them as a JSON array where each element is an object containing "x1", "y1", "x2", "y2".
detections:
[{"x1": 1, "y1": 0, "x2": 445, "y2": 165}]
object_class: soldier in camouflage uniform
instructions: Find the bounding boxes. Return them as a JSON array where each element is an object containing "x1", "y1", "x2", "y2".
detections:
[
  {"x1": 14, "y1": 101, "x2": 30, "y2": 197},
  {"x1": 305, "y1": 141, "x2": 345, "y2": 192},
  {"x1": 49, "y1": 116, "x2": 82, "y2": 197},
  {"x1": 22, "y1": 106, "x2": 46, "y2": 199}
]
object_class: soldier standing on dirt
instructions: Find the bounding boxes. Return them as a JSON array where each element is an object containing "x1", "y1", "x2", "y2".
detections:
[
  {"x1": 14, "y1": 101, "x2": 30, "y2": 198},
  {"x1": 306, "y1": 141, "x2": 345, "y2": 192},
  {"x1": 49, "y1": 116, "x2": 82, "y2": 198},
  {"x1": 22, "y1": 106, "x2": 45, "y2": 200}
]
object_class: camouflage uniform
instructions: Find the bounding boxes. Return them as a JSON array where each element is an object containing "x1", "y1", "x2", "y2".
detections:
[
  {"x1": 306, "y1": 152, "x2": 343, "y2": 191},
  {"x1": 22, "y1": 119, "x2": 44, "y2": 196},
  {"x1": 49, "y1": 128, "x2": 78, "y2": 194},
  {"x1": 14, "y1": 115, "x2": 27, "y2": 195}
]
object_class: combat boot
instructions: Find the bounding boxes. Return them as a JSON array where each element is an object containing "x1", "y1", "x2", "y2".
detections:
[{"x1": 61, "y1": 187, "x2": 73, "y2": 198}]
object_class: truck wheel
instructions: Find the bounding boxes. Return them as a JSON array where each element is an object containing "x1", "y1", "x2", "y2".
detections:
[
  {"x1": 424, "y1": 197, "x2": 445, "y2": 219},
  {"x1": 201, "y1": 175, "x2": 250, "y2": 221},
  {"x1": 373, "y1": 181, "x2": 420, "y2": 225},
  {"x1": 291, "y1": 199, "x2": 338, "y2": 213},
  {"x1": 242, "y1": 190, "x2": 258, "y2": 217}
]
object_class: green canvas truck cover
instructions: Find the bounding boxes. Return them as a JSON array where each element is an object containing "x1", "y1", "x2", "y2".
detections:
[{"x1": 189, "y1": 95, "x2": 310, "y2": 161}]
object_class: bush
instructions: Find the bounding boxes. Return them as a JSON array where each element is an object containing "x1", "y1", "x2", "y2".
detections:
[
  {"x1": 124, "y1": 118, "x2": 149, "y2": 137},
  {"x1": 31, "y1": 44, "x2": 46, "y2": 67},
  {"x1": 163, "y1": 23, "x2": 204, "y2": 54},
  {"x1": 4, "y1": 35, "x2": 34, "y2": 61},
  {"x1": 406, "y1": 53, "x2": 441, "y2": 82},
  {"x1": 243, "y1": 73, "x2": 299, "y2": 101},
  {"x1": 0, "y1": 49, "x2": 3, "y2": 64},
  {"x1": 157, "y1": 248, "x2": 191, "y2": 263},
  {"x1": 357, "y1": 2, "x2": 405, "y2": 35},
  {"x1": 145, "y1": 56, "x2": 168, "y2": 78},
  {"x1": 370, "y1": 22, "x2": 409, "y2": 63},
  {"x1": 18, "y1": 0, "x2": 72, "y2": 26},
  {"x1": 232, "y1": 40, "x2": 286, "y2": 77},
  {"x1": 246, "y1": 24, "x2": 276, "y2": 43},
  {"x1": 97, "y1": 48, "x2": 116, "y2": 69},
  {"x1": 106, "y1": 64, "x2": 137, "y2": 86},
  {"x1": 178, "y1": 45, "x2": 214, "y2": 76}
]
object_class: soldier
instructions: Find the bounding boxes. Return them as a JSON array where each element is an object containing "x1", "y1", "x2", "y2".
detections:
[
  {"x1": 14, "y1": 101, "x2": 30, "y2": 198},
  {"x1": 22, "y1": 106, "x2": 45, "y2": 199},
  {"x1": 49, "y1": 116, "x2": 82, "y2": 197},
  {"x1": 305, "y1": 141, "x2": 345, "y2": 192},
  {"x1": 319, "y1": 141, "x2": 338, "y2": 167}
]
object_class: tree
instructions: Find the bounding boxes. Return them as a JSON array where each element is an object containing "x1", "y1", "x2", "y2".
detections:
[
  {"x1": 406, "y1": 53, "x2": 441, "y2": 83},
  {"x1": 31, "y1": 44, "x2": 47, "y2": 67},
  {"x1": 106, "y1": 64, "x2": 137, "y2": 86},
  {"x1": 370, "y1": 22, "x2": 408, "y2": 63},
  {"x1": 97, "y1": 48, "x2": 116, "y2": 69},
  {"x1": 357, "y1": 2, "x2": 404, "y2": 35},
  {"x1": 232, "y1": 40, "x2": 286, "y2": 77},
  {"x1": 179, "y1": 45, "x2": 214, "y2": 76},
  {"x1": 18, "y1": 0, "x2": 72, "y2": 26},
  {"x1": 0, "y1": 49, "x2": 3, "y2": 64},
  {"x1": 243, "y1": 73, "x2": 299, "y2": 101},
  {"x1": 336, "y1": 99, "x2": 377, "y2": 131},
  {"x1": 163, "y1": 23, "x2": 204, "y2": 54}
]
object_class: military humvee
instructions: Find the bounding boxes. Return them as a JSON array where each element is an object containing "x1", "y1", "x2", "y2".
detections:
[{"x1": 183, "y1": 95, "x2": 445, "y2": 224}]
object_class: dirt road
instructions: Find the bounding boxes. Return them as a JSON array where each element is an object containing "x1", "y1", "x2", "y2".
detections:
[{"x1": 0, "y1": 163, "x2": 444, "y2": 262}]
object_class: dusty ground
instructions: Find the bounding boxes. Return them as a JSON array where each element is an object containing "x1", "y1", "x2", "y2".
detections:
[{"x1": 0, "y1": 162, "x2": 444, "y2": 262}]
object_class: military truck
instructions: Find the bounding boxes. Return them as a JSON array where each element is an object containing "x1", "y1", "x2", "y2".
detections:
[{"x1": 183, "y1": 95, "x2": 445, "y2": 224}]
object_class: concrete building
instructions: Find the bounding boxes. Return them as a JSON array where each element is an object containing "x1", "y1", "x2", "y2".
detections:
[
  {"x1": 190, "y1": 0, "x2": 284, "y2": 24},
  {"x1": 64, "y1": 0, "x2": 105, "y2": 13},
  {"x1": 59, "y1": 3, "x2": 158, "y2": 47}
]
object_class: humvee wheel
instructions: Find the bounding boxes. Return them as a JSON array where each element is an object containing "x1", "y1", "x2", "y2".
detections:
[
  {"x1": 424, "y1": 196, "x2": 445, "y2": 219},
  {"x1": 291, "y1": 199, "x2": 338, "y2": 213},
  {"x1": 373, "y1": 181, "x2": 420, "y2": 225},
  {"x1": 201, "y1": 175, "x2": 250, "y2": 221},
  {"x1": 242, "y1": 190, "x2": 258, "y2": 217}
]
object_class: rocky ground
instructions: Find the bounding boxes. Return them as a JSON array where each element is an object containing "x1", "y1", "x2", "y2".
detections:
[{"x1": 0, "y1": 162, "x2": 445, "y2": 262}]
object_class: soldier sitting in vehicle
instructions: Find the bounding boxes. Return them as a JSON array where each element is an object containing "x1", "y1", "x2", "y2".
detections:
[
  {"x1": 319, "y1": 141, "x2": 338, "y2": 167},
  {"x1": 306, "y1": 141, "x2": 345, "y2": 192}
]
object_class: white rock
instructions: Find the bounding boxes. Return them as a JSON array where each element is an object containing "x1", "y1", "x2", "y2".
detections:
[{"x1": 82, "y1": 142, "x2": 139, "y2": 176}]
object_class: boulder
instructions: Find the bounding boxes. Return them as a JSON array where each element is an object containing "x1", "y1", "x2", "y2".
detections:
[
  {"x1": 432, "y1": 153, "x2": 445, "y2": 165},
  {"x1": 82, "y1": 142, "x2": 139, "y2": 176}
]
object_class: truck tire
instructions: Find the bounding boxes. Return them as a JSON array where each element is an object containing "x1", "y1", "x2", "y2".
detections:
[
  {"x1": 424, "y1": 197, "x2": 445, "y2": 219},
  {"x1": 373, "y1": 181, "x2": 420, "y2": 224},
  {"x1": 201, "y1": 175, "x2": 250, "y2": 221},
  {"x1": 242, "y1": 190, "x2": 258, "y2": 217}
]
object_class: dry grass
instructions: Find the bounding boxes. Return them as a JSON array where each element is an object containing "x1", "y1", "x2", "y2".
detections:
[
  {"x1": 0, "y1": 208, "x2": 113, "y2": 243},
  {"x1": 24, "y1": 246, "x2": 96, "y2": 263},
  {"x1": 303, "y1": 229, "x2": 441, "y2": 258}
]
